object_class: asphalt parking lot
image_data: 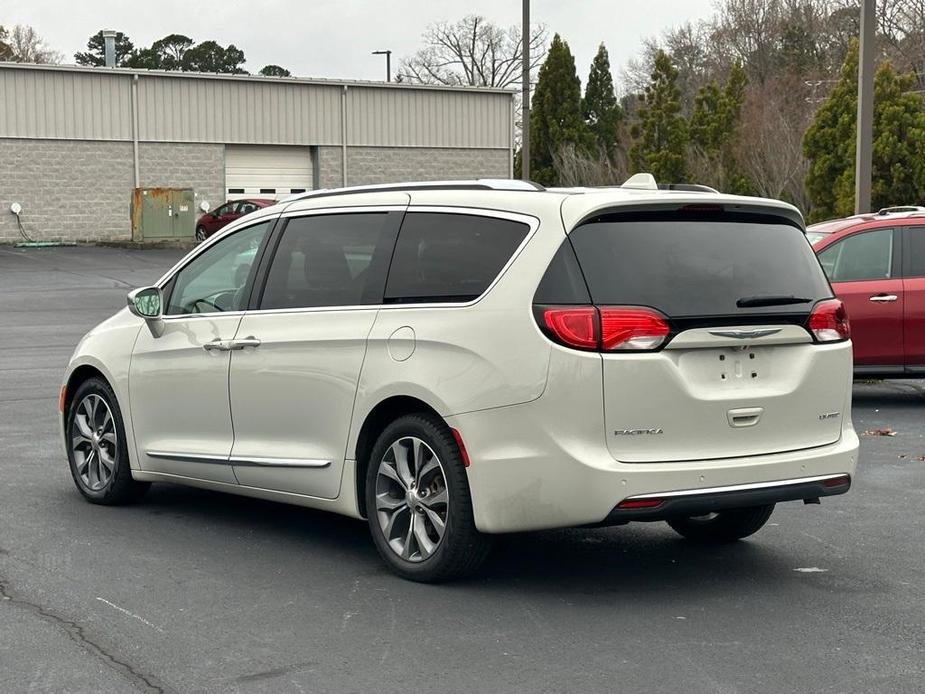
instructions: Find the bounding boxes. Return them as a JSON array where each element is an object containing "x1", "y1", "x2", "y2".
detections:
[{"x1": 1, "y1": 245, "x2": 924, "y2": 694}]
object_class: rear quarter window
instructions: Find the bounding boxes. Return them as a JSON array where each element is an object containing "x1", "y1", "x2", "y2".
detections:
[
  {"x1": 568, "y1": 211, "x2": 832, "y2": 317},
  {"x1": 385, "y1": 212, "x2": 530, "y2": 304}
]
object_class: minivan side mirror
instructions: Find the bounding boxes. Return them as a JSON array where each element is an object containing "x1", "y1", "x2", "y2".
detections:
[{"x1": 127, "y1": 286, "x2": 165, "y2": 337}]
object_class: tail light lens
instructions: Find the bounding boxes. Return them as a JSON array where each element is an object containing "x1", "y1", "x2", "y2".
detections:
[
  {"x1": 599, "y1": 307, "x2": 670, "y2": 351},
  {"x1": 541, "y1": 306, "x2": 599, "y2": 350},
  {"x1": 808, "y1": 299, "x2": 850, "y2": 342},
  {"x1": 538, "y1": 305, "x2": 670, "y2": 352}
]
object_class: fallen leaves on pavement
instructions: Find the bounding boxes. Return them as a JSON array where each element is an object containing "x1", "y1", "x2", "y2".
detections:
[{"x1": 862, "y1": 428, "x2": 897, "y2": 436}]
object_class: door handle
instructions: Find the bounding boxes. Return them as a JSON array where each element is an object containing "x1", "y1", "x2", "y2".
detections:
[
  {"x1": 203, "y1": 337, "x2": 261, "y2": 352},
  {"x1": 869, "y1": 294, "x2": 898, "y2": 303},
  {"x1": 203, "y1": 339, "x2": 235, "y2": 352},
  {"x1": 231, "y1": 336, "x2": 261, "y2": 349}
]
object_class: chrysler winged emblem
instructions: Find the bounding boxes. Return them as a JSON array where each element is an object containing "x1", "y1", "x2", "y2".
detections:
[{"x1": 708, "y1": 328, "x2": 782, "y2": 339}]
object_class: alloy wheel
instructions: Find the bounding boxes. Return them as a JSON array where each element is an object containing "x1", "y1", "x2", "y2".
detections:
[
  {"x1": 375, "y1": 436, "x2": 449, "y2": 562},
  {"x1": 71, "y1": 394, "x2": 117, "y2": 491}
]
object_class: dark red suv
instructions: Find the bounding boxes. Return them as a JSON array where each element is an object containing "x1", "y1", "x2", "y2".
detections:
[
  {"x1": 809, "y1": 207, "x2": 925, "y2": 377},
  {"x1": 196, "y1": 199, "x2": 274, "y2": 241}
]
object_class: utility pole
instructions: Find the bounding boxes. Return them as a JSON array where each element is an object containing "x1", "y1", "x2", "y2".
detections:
[
  {"x1": 521, "y1": 0, "x2": 530, "y2": 180},
  {"x1": 372, "y1": 50, "x2": 392, "y2": 82},
  {"x1": 855, "y1": 0, "x2": 875, "y2": 214}
]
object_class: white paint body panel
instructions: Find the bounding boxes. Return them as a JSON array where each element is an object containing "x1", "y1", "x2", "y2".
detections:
[
  {"x1": 229, "y1": 308, "x2": 377, "y2": 499},
  {"x1": 130, "y1": 315, "x2": 242, "y2": 484},
  {"x1": 62, "y1": 184, "x2": 859, "y2": 533}
]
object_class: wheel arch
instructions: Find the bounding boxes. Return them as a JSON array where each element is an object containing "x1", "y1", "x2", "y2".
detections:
[
  {"x1": 353, "y1": 395, "x2": 444, "y2": 518},
  {"x1": 64, "y1": 364, "x2": 110, "y2": 416}
]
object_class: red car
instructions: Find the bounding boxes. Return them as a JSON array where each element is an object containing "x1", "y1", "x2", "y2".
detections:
[
  {"x1": 195, "y1": 199, "x2": 274, "y2": 241},
  {"x1": 809, "y1": 207, "x2": 925, "y2": 377}
]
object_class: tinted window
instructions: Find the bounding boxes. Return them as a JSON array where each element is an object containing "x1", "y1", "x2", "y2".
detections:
[
  {"x1": 569, "y1": 212, "x2": 831, "y2": 317},
  {"x1": 385, "y1": 213, "x2": 529, "y2": 303},
  {"x1": 534, "y1": 240, "x2": 591, "y2": 304},
  {"x1": 260, "y1": 213, "x2": 396, "y2": 309},
  {"x1": 906, "y1": 227, "x2": 925, "y2": 277},
  {"x1": 166, "y1": 222, "x2": 269, "y2": 315},
  {"x1": 817, "y1": 228, "x2": 893, "y2": 282}
]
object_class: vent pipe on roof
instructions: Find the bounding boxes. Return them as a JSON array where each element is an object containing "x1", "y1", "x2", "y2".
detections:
[{"x1": 102, "y1": 30, "x2": 117, "y2": 67}]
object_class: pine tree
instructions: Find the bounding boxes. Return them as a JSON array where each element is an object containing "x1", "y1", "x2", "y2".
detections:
[
  {"x1": 529, "y1": 34, "x2": 590, "y2": 185},
  {"x1": 583, "y1": 43, "x2": 621, "y2": 159},
  {"x1": 689, "y1": 62, "x2": 750, "y2": 193},
  {"x1": 804, "y1": 41, "x2": 925, "y2": 221},
  {"x1": 630, "y1": 50, "x2": 688, "y2": 183}
]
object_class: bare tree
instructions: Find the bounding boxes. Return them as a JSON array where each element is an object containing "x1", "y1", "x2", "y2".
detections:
[
  {"x1": 399, "y1": 15, "x2": 548, "y2": 89},
  {"x1": 2, "y1": 24, "x2": 62, "y2": 64},
  {"x1": 736, "y1": 78, "x2": 813, "y2": 211}
]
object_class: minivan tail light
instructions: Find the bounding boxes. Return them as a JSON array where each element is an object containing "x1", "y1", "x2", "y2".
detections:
[
  {"x1": 599, "y1": 307, "x2": 670, "y2": 351},
  {"x1": 538, "y1": 305, "x2": 670, "y2": 352},
  {"x1": 541, "y1": 306, "x2": 599, "y2": 350},
  {"x1": 808, "y1": 299, "x2": 850, "y2": 342}
]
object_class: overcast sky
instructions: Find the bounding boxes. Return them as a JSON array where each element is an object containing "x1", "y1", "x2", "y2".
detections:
[{"x1": 5, "y1": 0, "x2": 715, "y2": 90}]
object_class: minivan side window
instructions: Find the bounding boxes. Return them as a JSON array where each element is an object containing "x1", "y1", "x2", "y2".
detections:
[
  {"x1": 259, "y1": 212, "x2": 397, "y2": 310},
  {"x1": 817, "y1": 228, "x2": 893, "y2": 282},
  {"x1": 906, "y1": 227, "x2": 925, "y2": 277},
  {"x1": 165, "y1": 221, "x2": 270, "y2": 315},
  {"x1": 385, "y1": 212, "x2": 529, "y2": 304}
]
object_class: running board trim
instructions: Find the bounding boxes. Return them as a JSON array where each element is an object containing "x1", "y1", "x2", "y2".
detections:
[{"x1": 146, "y1": 450, "x2": 331, "y2": 468}]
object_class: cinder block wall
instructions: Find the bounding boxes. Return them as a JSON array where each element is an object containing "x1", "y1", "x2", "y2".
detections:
[
  {"x1": 1, "y1": 141, "x2": 512, "y2": 244},
  {"x1": 138, "y1": 142, "x2": 224, "y2": 218},
  {"x1": 317, "y1": 146, "x2": 511, "y2": 188},
  {"x1": 0, "y1": 138, "x2": 134, "y2": 243}
]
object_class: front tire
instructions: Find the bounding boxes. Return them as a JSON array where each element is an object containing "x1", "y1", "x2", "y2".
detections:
[
  {"x1": 365, "y1": 414, "x2": 491, "y2": 582},
  {"x1": 666, "y1": 505, "x2": 775, "y2": 543},
  {"x1": 66, "y1": 378, "x2": 149, "y2": 505},
  {"x1": 195, "y1": 226, "x2": 207, "y2": 242}
]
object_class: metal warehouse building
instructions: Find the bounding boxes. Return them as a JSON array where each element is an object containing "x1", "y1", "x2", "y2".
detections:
[{"x1": 0, "y1": 63, "x2": 514, "y2": 243}]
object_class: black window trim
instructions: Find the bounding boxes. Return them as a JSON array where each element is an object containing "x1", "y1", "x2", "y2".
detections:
[
  {"x1": 819, "y1": 226, "x2": 902, "y2": 283},
  {"x1": 242, "y1": 206, "x2": 540, "y2": 314},
  {"x1": 902, "y1": 225, "x2": 925, "y2": 279}
]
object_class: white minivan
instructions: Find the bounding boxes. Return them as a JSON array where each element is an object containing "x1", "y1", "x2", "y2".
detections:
[{"x1": 61, "y1": 176, "x2": 858, "y2": 581}]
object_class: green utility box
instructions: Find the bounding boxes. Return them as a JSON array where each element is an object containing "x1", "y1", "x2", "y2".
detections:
[{"x1": 131, "y1": 188, "x2": 196, "y2": 242}]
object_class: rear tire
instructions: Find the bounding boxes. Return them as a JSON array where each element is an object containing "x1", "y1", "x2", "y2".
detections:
[
  {"x1": 66, "y1": 377, "x2": 150, "y2": 505},
  {"x1": 365, "y1": 414, "x2": 492, "y2": 582},
  {"x1": 666, "y1": 505, "x2": 774, "y2": 543}
]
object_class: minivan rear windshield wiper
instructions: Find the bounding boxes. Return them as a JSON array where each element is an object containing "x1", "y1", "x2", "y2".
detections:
[{"x1": 735, "y1": 295, "x2": 813, "y2": 308}]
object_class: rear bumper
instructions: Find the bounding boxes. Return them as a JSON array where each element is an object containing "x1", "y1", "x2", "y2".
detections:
[
  {"x1": 448, "y1": 401, "x2": 859, "y2": 533},
  {"x1": 601, "y1": 473, "x2": 851, "y2": 524}
]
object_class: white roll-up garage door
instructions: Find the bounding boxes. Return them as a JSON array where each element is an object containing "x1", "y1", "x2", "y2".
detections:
[{"x1": 225, "y1": 145, "x2": 313, "y2": 199}]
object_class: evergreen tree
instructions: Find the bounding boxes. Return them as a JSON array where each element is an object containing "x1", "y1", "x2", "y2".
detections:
[
  {"x1": 804, "y1": 41, "x2": 925, "y2": 221},
  {"x1": 689, "y1": 62, "x2": 750, "y2": 193},
  {"x1": 75, "y1": 30, "x2": 134, "y2": 67},
  {"x1": 583, "y1": 43, "x2": 621, "y2": 159},
  {"x1": 529, "y1": 34, "x2": 590, "y2": 185},
  {"x1": 630, "y1": 50, "x2": 688, "y2": 182}
]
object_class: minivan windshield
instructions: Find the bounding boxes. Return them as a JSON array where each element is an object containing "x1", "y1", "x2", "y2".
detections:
[{"x1": 569, "y1": 211, "x2": 832, "y2": 318}]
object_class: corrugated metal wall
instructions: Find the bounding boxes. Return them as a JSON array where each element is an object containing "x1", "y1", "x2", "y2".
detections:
[{"x1": 0, "y1": 65, "x2": 512, "y2": 150}]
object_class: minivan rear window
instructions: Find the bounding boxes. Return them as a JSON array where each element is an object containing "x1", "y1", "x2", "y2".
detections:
[{"x1": 568, "y1": 211, "x2": 832, "y2": 317}]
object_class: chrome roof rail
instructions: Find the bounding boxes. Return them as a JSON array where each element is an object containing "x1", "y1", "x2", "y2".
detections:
[
  {"x1": 283, "y1": 179, "x2": 544, "y2": 203},
  {"x1": 877, "y1": 205, "x2": 925, "y2": 215}
]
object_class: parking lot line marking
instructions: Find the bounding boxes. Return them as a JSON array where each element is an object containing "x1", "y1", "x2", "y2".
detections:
[{"x1": 96, "y1": 597, "x2": 165, "y2": 633}]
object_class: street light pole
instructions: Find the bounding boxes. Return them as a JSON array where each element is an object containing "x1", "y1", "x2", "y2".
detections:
[
  {"x1": 372, "y1": 50, "x2": 392, "y2": 82},
  {"x1": 855, "y1": 0, "x2": 875, "y2": 214},
  {"x1": 521, "y1": 0, "x2": 530, "y2": 181}
]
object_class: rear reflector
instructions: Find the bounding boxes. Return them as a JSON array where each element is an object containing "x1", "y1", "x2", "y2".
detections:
[
  {"x1": 808, "y1": 298, "x2": 850, "y2": 342},
  {"x1": 616, "y1": 497, "x2": 664, "y2": 510},
  {"x1": 823, "y1": 474, "x2": 851, "y2": 488},
  {"x1": 538, "y1": 305, "x2": 670, "y2": 352},
  {"x1": 450, "y1": 428, "x2": 471, "y2": 468}
]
